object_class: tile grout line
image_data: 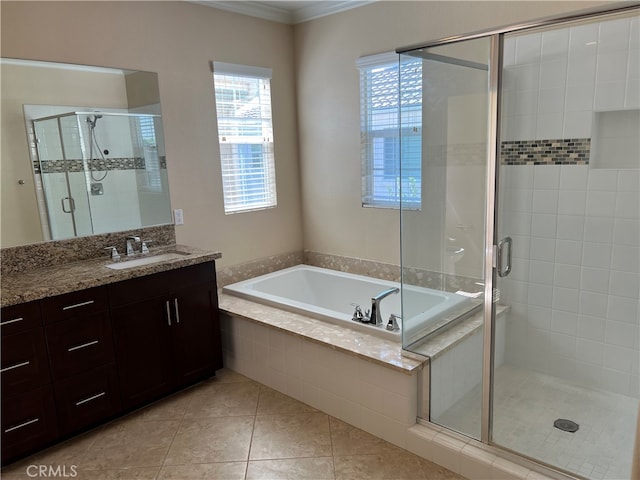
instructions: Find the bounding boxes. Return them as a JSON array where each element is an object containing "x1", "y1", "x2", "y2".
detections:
[
  {"x1": 155, "y1": 386, "x2": 195, "y2": 478},
  {"x1": 328, "y1": 415, "x2": 338, "y2": 480},
  {"x1": 242, "y1": 384, "x2": 263, "y2": 480}
]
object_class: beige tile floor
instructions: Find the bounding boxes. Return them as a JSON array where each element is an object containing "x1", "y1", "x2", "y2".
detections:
[{"x1": 2, "y1": 369, "x2": 465, "y2": 480}]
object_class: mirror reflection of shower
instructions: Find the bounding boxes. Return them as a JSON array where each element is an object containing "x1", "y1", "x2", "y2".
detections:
[
  {"x1": 29, "y1": 109, "x2": 166, "y2": 240},
  {"x1": 86, "y1": 114, "x2": 108, "y2": 183}
]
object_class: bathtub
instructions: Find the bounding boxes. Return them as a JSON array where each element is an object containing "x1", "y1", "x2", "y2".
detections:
[{"x1": 223, "y1": 265, "x2": 479, "y2": 343}]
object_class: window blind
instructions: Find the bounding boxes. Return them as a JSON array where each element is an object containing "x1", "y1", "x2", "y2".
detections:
[
  {"x1": 212, "y1": 62, "x2": 277, "y2": 214},
  {"x1": 129, "y1": 115, "x2": 162, "y2": 192},
  {"x1": 358, "y1": 53, "x2": 422, "y2": 209}
]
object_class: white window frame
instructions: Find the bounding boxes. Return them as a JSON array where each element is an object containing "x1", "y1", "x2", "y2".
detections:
[
  {"x1": 358, "y1": 52, "x2": 422, "y2": 210},
  {"x1": 212, "y1": 62, "x2": 277, "y2": 214}
]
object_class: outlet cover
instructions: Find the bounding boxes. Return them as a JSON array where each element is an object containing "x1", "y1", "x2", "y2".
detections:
[{"x1": 174, "y1": 209, "x2": 184, "y2": 225}]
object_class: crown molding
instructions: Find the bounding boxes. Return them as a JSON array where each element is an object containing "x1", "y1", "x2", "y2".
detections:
[
  {"x1": 290, "y1": 1, "x2": 374, "y2": 24},
  {"x1": 190, "y1": 1, "x2": 375, "y2": 24}
]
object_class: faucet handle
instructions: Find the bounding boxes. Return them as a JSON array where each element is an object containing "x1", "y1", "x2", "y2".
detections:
[
  {"x1": 104, "y1": 246, "x2": 120, "y2": 261},
  {"x1": 350, "y1": 303, "x2": 364, "y2": 322},
  {"x1": 141, "y1": 240, "x2": 153, "y2": 254},
  {"x1": 386, "y1": 313, "x2": 401, "y2": 331}
]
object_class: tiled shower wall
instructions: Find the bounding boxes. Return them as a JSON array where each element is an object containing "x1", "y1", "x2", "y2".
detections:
[
  {"x1": 499, "y1": 14, "x2": 639, "y2": 398},
  {"x1": 500, "y1": 165, "x2": 639, "y2": 397}
]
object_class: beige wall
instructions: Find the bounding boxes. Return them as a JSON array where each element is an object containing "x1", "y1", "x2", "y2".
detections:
[
  {"x1": 1, "y1": 62, "x2": 130, "y2": 247},
  {"x1": 1, "y1": 1, "x2": 302, "y2": 268},
  {"x1": 2, "y1": 1, "x2": 616, "y2": 269},
  {"x1": 294, "y1": 0, "x2": 613, "y2": 268}
]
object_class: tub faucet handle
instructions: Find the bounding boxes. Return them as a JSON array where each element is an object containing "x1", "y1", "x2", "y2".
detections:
[
  {"x1": 350, "y1": 303, "x2": 364, "y2": 322},
  {"x1": 386, "y1": 313, "x2": 401, "y2": 331}
]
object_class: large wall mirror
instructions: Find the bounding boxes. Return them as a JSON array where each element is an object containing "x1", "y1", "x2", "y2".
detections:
[{"x1": 1, "y1": 58, "x2": 173, "y2": 248}]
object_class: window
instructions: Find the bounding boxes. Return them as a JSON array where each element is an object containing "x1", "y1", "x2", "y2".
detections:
[
  {"x1": 132, "y1": 115, "x2": 162, "y2": 192},
  {"x1": 358, "y1": 53, "x2": 422, "y2": 209},
  {"x1": 213, "y1": 62, "x2": 277, "y2": 214}
]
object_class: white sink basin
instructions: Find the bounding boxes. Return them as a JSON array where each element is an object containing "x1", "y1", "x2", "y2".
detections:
[{"x1": 106, "y1": 252, "x2": 191, "y2": 270}]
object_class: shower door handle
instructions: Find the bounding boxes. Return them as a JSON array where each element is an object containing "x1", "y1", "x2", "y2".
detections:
[
  {"x1": 497, "y1": 236, "x2": 512, "y2": 278},
  {"x1": 61, "y1": 196, "x2": 76, "y2": 213}
]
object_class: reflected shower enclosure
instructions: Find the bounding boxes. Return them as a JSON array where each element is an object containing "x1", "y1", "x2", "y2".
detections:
[{"x1": 30, "y1": 111, "x2": 171, "y2": 240}]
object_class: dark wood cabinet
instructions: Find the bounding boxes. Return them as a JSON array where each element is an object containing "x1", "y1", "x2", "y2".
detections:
[
  {"x1": 1, "y1": 386, "x2": 58, "y2": 463},
  {"x1": 1, "y1": 328, "x2": 50, "y2": 395},
  {"x1": 1, "y1": 260, "x2": 221, "y2": 465},
  {"x1": 1, "y1": 302, "x2": 56, "y2": 464},
  {"x1": 45, "y1": 311, "x2": 115, "y2": 381},
  {"x1": 111, "y1": 296, "x2": 174, "y2": 409},
  {"x1": 53, "y1": 363, "x2": 120, "y2": 436},
  {"x1": 110, "y1": 262, "x2": 221, "y2": 409}
]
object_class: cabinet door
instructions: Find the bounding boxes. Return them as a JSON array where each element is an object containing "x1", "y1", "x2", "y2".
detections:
[
  {"x1": 53, "y1": 363, "x2": 120, "y2": 436},
  {"x1": 1, "y1": 328, "x2": 51, "y2": 395},
  {"x1": 46, "y1": 311, "x2": 115, "y2": 381},
  {"x1": 1, "y1": 301, "x2": 42, "y2": 337},
  {"x1": 111, "y1": 298, "x2": 173, "y2": 410},
  {"x1": 1, "y1": 385, "x2": 58, "y2": 465},
  {"x1": 170, "y1": 282, "x2": 219, "y2": 388}
]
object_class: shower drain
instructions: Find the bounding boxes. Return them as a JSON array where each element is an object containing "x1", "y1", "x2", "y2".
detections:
[{"x1": 554, "y1": 419, "x2": 579, "y2": 433}]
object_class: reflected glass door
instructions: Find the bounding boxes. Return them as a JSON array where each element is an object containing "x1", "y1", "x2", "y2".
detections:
[
  {"x1": 400, "y1": 36, "x2": 493, "y2": 440},
  {"x1": 494, "y1": 11, "x2": 639, "y2": 478}
]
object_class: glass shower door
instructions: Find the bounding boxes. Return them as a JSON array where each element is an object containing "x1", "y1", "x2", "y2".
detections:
[
  {"x1": 399, "y1": 36, "x2": 494, "y2": 440},
  {"x1": 33, "y1": 116, "x2": 93, "y2": 239},
  {"x1": 493, "y1": 11, "x2": 639, "y2": 479}
]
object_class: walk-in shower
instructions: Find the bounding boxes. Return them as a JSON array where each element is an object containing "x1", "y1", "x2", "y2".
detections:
[
  {"x1": 30, "y1": 111, "x2": 171, "y2": 240},
  {"x1": 398, "y1": 6, "x2": 639, "y2": 479}
]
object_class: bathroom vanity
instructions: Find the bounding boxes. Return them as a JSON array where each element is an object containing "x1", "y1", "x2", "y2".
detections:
[{"x1": 0, "y1": 246, "x2": 222, "y2": 465}]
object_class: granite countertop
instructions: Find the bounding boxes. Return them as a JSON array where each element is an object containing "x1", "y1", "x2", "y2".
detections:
[{"x1": 1, "y1": 244, "x2": 222, "y2": 308}]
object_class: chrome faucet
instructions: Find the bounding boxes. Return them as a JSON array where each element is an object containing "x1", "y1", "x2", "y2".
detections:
[
  {"x1": 368, "y1": 287, "x2": 399, "y2": 326},
  {"x1": 126, "y1": 236, "x2": 141, "y2": 256}
]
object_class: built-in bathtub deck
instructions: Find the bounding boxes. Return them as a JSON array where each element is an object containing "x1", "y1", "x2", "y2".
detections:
[
  {"x1": 218, "y1": 292, "x2": 425, "y2": 373},
  {"x1": 219, "y1": 291, "x2": 509, "y2": 371}
]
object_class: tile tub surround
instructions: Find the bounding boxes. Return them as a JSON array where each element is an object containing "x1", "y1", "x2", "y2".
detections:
[
  {"x1": 1, "y1": 244, "x2": 221, "y2": 308},
  {"x1": 216, "y1": 250, "x2": 304, "y2": 286},
  {"x1": 1, "y1": 224, "x2": 176, "y2": 276},
  {"x1": 304, "y1": 250, "x2": 483, "y2": 293},
  {"x1": 0, "y1": 369, "x2": 465, "y2": 480},
  {"x1": 216, "y1": 250, "x2": 483, "y2": 294}
]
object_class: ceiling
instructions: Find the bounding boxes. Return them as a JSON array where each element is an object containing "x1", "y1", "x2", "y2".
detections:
[{"x1": 191, "y1": 0, "x2": 374, "y2": 24}]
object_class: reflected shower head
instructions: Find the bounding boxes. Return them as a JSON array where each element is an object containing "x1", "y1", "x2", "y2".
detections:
[{"x1": 87, "y1": 114, "x2": 103, "y2": 128}]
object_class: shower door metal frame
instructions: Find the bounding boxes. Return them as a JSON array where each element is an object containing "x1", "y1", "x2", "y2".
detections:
[{"x1": 397, "y1": 0, "x2": 640, "y2": 451}]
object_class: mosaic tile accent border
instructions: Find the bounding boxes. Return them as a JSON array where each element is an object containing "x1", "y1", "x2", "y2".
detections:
[
  {"x1": 501, "y1": 138, "x2": 590, "y2": 165},
  {"x1": 35, "y1": 156, "x2": 167, "y2": 174}
]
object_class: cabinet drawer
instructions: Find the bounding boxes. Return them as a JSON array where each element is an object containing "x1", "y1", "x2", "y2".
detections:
[
  {"x1": 109, "y1": 262, "x2": 215, "y2": 307},
  {"x1": 45, "y1": 312, "x2": 115, "y2": 381},
  {"x1": 1, "y1": 329, "x2": 51, "y2": 395},
  {"x1": 53, "y1": 364, "x2": 120, "y2": 436},
  {"x1": 41, "y1": 287, "x2": 108, "y2": 324},
  {"x1": 1, "y1": 301, "x2": 42, "y2": 337},
  {"x1": 1, "y1": 385, "x2": 58, "y2": 465}
]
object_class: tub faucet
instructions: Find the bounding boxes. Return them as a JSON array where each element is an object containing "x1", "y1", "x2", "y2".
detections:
[{"x1": 369, "y1": 287, "x2": 399, "y2": 326}]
